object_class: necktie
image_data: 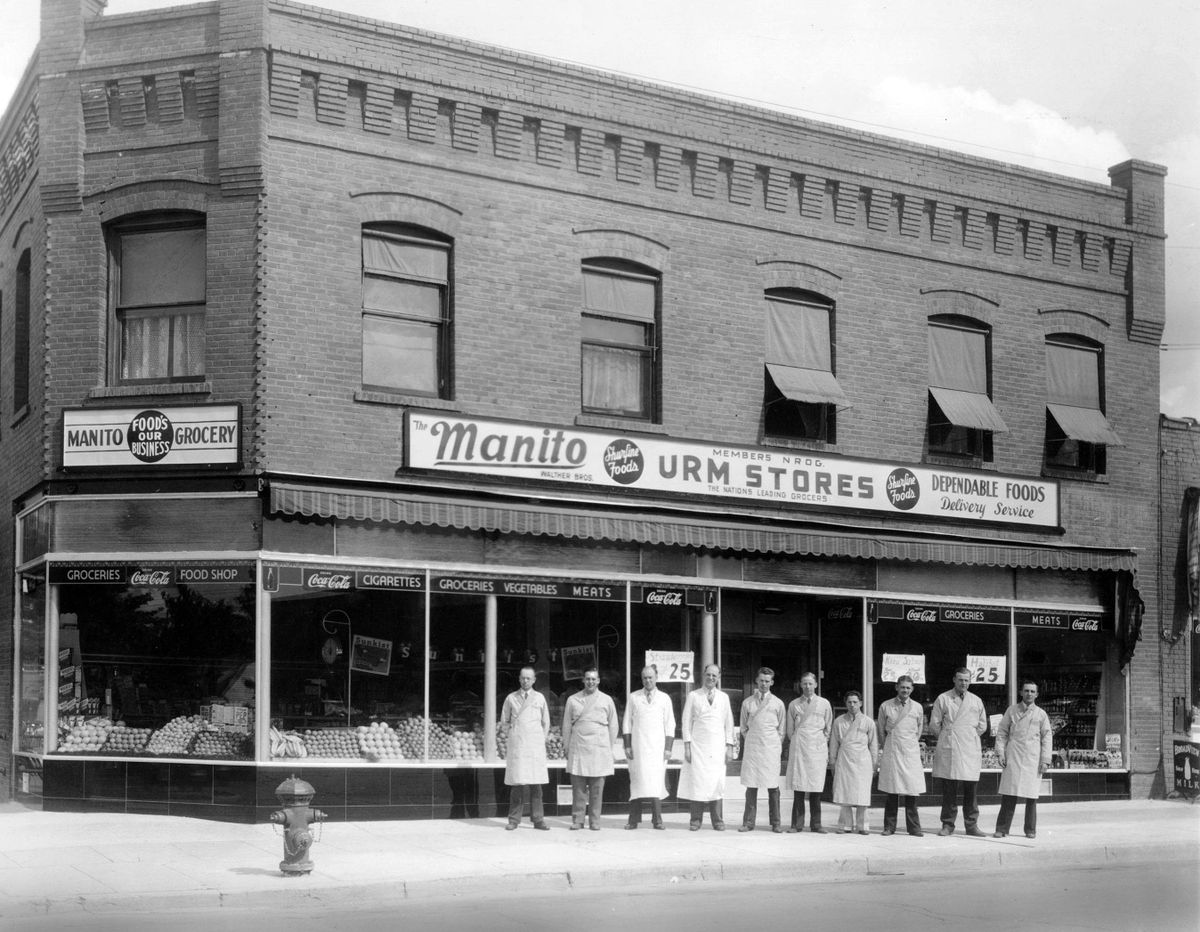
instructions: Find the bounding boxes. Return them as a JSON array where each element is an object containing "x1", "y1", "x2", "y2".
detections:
[{"x1": 707, "y1": 690, "x2": 714, "y2": 705}]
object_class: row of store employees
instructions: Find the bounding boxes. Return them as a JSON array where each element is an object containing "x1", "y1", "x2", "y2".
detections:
[{"x1": 501, "y1": 664, "x2": 1050, "y2": 839}]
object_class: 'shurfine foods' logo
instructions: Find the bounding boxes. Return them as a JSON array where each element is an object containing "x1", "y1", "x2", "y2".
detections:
[
  {"x1": 1072, "y1": 618, "x2": 1100, "y2": 631},
  {"x1": 906, "y1": 608, "x2": 938, "y2": 622},
  {"x1": 307, "y1": 572, "x2": 352, "y2": 589},
  {"x1": 645, "y1": 590, "x2": 684, "y2": 606},
  {"x1": 130, "y1": 570, "x2": 171, "y2": 586},
  {"x1": 886, "y1": 468, "x2": 920, "y2": 510},
  {"x1": 603, "y1": 439, "x2": 644, "y2": 485},
  {"x1": 127, "y1": 410, "x2": 174, "y2": 463}
]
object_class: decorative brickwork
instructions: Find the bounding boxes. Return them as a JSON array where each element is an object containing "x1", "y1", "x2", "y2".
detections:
[
  {"x1": 494, "y1": 111, "x2": 523, "y2": 160},
  {"x1": 765, "y1": 167, "x2": 790, "y2": 212},
  {"x1": 450, "y1": 102, "x2": 480, "y2": 151},
  {"x1": 692, "y1": 152, "x2": 718, "y2": 198},
  {"x1": 800, "y1": 174, "x2": 824, "y2": 219}
]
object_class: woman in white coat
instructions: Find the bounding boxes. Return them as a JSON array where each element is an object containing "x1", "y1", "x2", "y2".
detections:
[
  {"x1": 678, "y1": 663, "x2": 736, "y2": 831},
  {"x1": 829, "y1": 690, "x2": 878, "y2": 834},
  {"x1": 784, "y1": 672, "x2": 832, "y2": 833}
]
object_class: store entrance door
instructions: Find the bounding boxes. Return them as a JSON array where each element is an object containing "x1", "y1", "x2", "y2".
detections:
[{"x1": 721, "y1": 637, "x2": 812, "y2": 719}]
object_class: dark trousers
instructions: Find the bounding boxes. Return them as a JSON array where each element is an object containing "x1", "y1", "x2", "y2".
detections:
[
  {"x1": 790, "y1": 791, "x2": 824, "y2": 829},
  {"x1": 744, "y1": 787, "x2": 780, "y2": 828},
  {"x1": 627, "y1": 797, "x2": 663, "y2": 826},
  {"x1": 570, "y1": 775, "x2": 605, "y2": 826},
  {"x1": 994, "y1": 794, "x2": 1037, "y2": 835},
  {"x1": 939, "y1": 779, "x2": 979, "y2": 829},
  {"x1": 688, "y1": 800, "x2": 725, "y2": 828},
  {"x1": 507, "y1": 783, "x2": 544, "y2": 825},
  {"x1": 883, "y1": 794, "x2": 923, "y2": 833}
]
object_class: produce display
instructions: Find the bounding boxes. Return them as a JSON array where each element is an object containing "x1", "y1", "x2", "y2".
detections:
[
  {"x1": 270, "y1": 726, "x2": 308, "y2": 759},
  {"x1": 302, "y1": 728, "x2": 360, "y2": 758},
  {"x1": 357, "y1": 721, "x2": 407, "y2": 759},
  {"x1": 144, "y1": 714, "x2": 208, "y2": 755},
  {"x1": 191, "y1": 730, "x2": 250, "y2": 759},
  {"x1": 101, "y1": 724, "x2": 153, "y2": 754},
  {"x1": 58, "y1": 715, "x2": 113, "y2": 752},
  {"x1": 494, "y1": 722, "x2": 566, "y2": 761}
]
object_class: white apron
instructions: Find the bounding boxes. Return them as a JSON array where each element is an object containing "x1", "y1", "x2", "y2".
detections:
[
  {"x1": 830, "y1": 712, "x2": 878, "y2": 806},
  {"x1": 678, "y1": 688, "x2": 734, "y2": 801},
  {"x1": 876, "y1": 697, "x2": 927, "y2": 796},
  {"x1": 623, "y1": 689, "x2": 676, "y2": 800},
  {"x1": 501, "y1": 688, "x2": 549, "y2": 786},
  {"x1": 930, "y1": 689, "x2": 987, "y2": 781},
  {"x1": 996, "y1": 703, "x2": 1053, "y2": 798},
  {"x1": 785, "y1": 695, "x2": 832, "y2": 793},
  {"x1": 740, "y1": 692, "x2": 785, "y2": 789},
  {"x1": 562, "y1": 690, "x2": 619, "y2": 778}
]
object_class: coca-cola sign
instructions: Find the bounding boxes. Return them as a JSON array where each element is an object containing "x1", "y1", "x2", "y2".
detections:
[
  {"x1": 644, "y1": 589, "x2": 684, "y2": 607},
  {"x1": 906, "y1": 608, "x2": 938, "y2": 623},
  {"x1": 1071, "y1": 618, "x2": 1100, "y2": 632},
  {"x1": 306, "y1": 572, "x2": 353, "y2": 590},
  {"x1": 130, "y1": 570, "x2": 171, "y2": 587}
]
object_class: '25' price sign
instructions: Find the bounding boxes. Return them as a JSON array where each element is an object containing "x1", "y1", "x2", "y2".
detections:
[
  {"x1": 645, "y1": 650, "x2": 695, "y2": 683},
  {"x1": 965, "y1": 655, "x2": 1006, "y2": 685}
]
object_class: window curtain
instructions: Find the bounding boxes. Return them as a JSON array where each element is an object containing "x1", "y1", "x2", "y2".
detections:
[
  {"x1": 583, "y1": 345, "x2": 644, "y2": 414},
  {"x1": 121, "y1": 310, "x2": 204, "y2": 380},
  {"x1": 120, "y1": 227, "x2": 206, "y2": 305},
  {"x1": 1046, "y1": 342, "x2": 1101, "y2": 408},
  {"x1": 363, "y1": 234, "x2": 448, "y2": 281},
  {"x1": 582, "y1": 269, "x2": 655, "y2": 321},
  {"x1": 766, "y1": 300, "x2": 831, "y2": 370},
  {"x1": 928, "y1": 324, "x2": 986, "y2": 392}
]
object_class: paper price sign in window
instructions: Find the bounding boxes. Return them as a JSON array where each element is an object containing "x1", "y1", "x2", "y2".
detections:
[
  {"x1": 881, "y1": 653, "x2": 926, "y2": 684},
  {"x1": 966, "y1": 655, "x2": 1006, "y2": 685},
  {"x1": 645, "y1": 650, "x2": 695, "y2": 684}
]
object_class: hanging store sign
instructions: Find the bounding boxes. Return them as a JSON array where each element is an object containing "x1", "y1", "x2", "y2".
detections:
[
  {"x1": 432, "y1": 575, "x2": 625, "y2": 600},
  {"x1": 49, "y1": 562, "x2": 254, "y2": 585},
  {"x1": 965, "y1": 654, "x2": 1007, "y2": 685},
  {"x1": 1013, "y1": 609, "x2": 1108, "y2": 632},
  {"x1": 63, "y1": 405, "x2": 241, "y2": 469},
  {"x1": 404, "y1": 412, "x2": 1060, "y2": 528},
  {"x1": 350, "y1": 635, "x2": 392, "y2": 676},
  {"x1": 872, "y1": 601, "x2": 1009, "y2": 626}
]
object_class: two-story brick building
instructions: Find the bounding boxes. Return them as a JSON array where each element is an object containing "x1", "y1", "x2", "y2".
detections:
[{"x1": 0, "y1": 0, "x2": 1169, "y2": 820}]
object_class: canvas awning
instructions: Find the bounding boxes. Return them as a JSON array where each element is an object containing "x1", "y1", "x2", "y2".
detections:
[
  {"x1": 930, "y1": 386, "x2": 1009, "y2": 433},
  {"x1": 766, "y1": 363, "x2": 850, "y2": 407},
  {"x1": 1047, "y1": 403, "x2": 1124, "y2": 446}
]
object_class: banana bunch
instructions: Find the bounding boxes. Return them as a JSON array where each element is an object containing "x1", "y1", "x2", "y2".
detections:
[{"x1": 269, "y1": 726, "x2": 308, "y2": 758}]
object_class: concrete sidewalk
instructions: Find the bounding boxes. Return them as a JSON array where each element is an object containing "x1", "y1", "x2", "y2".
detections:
[{"x1": 1, "y1": 799, "x2": 1197, "y2": 919}]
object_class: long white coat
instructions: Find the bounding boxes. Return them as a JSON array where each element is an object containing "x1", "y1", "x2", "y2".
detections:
[
  {"x1": 876, "y1": 697, "x2": 927, "y2": 796},
  {"x1": 740, "y1": 692, "x2": 785, "y2": 789},
  {"x1": 677, "y1": 687, "x2": 735, "y2": 801},
  {"x1": 623, "y1": 689, "x2": 676, "y2": 800},
  {"x1": 995, "y1": 702, "x2": 1053, "y2": 799},
  {"x1": 830, "y1": 712, "x2": 878, "y2": 807},
  {"x1": 562, "y1": 689, "x2": 619, "y2": 778},
  {"x1": 501, "y1": 688, "x2": 549, "y2": 786},
  {"x1": 930, "y1": 689, "x2": 987, "y2": 781},
  {"x1": 784, "y1": 695, "x2": 832, "y2": 793}
]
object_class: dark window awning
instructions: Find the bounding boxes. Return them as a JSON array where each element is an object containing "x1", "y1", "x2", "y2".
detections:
[
  {"x1": 1047, "y1": 403, "x2": 1123, "y2": 446},
  {"x1": 767, "y1": 364, "x2": 850, "y2": 407},
  {"x1": 269, "y1": 482, "x2": 1135, "y2": 574},
  {"x1": 930, "y1": 386, "x2": 1008, "y2": 433}
]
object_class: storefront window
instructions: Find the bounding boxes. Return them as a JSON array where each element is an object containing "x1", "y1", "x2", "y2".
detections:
[
  {"x1": 52, "y1": 563, "x2": 255, "y2": 759},
  {"x1": 819, "y1": 601, "x2": 864, "y2": 714},
  {"x1": 1016, "y1": 612, "x2": 1120, "y2": 768},
  {"x1": 269, "y1": 572, "x2": 425, "y2": 761},
  {"x1": 17, "y1": 574, "x2": 46, "y2": 754},
  {"x1": 629, "y1": 589, "x2": 701, "y2": 750}
]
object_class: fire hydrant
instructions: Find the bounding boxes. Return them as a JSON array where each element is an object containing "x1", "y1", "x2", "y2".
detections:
[{"x1": 269, "y1": 775, "x2": 327, "y2": 875}]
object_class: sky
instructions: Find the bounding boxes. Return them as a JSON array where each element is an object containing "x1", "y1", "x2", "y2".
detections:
[{"x1": 2, "y1": 0, "x2": 1197, "y2": 418}]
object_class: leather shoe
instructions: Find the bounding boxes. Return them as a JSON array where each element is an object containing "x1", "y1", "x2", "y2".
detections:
[
  {"x1": 689, "y1": 823, "x2": 701, "y2": 832},
  {"x1": 505, "y1": 822, "x2": 518, "y2": 831},
  {"x1": 965, "y1": 826, "x2": 986, "y2": 837},
  {"x1": 738, "y1": 825, "x2": 754, "y2": 832},
  {"x1": 570, "y1": 824, "x2": 582, "y2": 831},
  {"x1": 881, "y1": 829, "x2": 895, "y2": 836},
  {"x1": 589, "y1": 824, "x2": 601, "y2": 831},
  {"x1": 652, "y1": 822, "x2": 665, "y2": 830},
  {"x1": 856, "y1": 829, "x2": 869, "y2": 835},
  {"x1": 909, "y1": 831, "x2": 924, "y2": 837},
  {"x1": 713, "y1": 823, "x2": 725, "y2": 831},
  {"x1": 1025, "y1": 832, "x2": 1036, "y2": 839},
  {"x1": 811, "y1": 826, "x2": 827, "y2": 834},
  {"x1": 624, "y1": 823, "x2": 637, "y2": 830},
  {"x1": 992, "y1": 831, "x2": 1007, "y2": 838},
  {"x1": 772, "y1": 825, "x2": 783, "y2": 833},
  {"x1": 786, "y1": 827, "x2": 800, "y2": 833},
  {"x1": 534, "y1": 822, "x2": 550, "y2": 831},
  {"x1": 937, "y1": 825, "x2": 953, "y2": 836}
]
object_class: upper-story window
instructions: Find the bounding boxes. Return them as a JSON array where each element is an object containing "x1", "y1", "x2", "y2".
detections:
[
  {"x1": 14, "y1": 248, "x2": 30, "y2": 410},
  {"x1": 763, "y1": 289, "x2": 846, "y2": 442},
  {"x1": 1044, "y1": 335, "x2": 1120, "y2": 475},
  {"x1": 362, "y1": 225, "x2": 452, "y2": 398},
  {"x1": 926, "y1": 315, "x2": 1006, "y2": 461},
  {"x1": 581, "y1": 260, "x2": 658, "y2": 420},
  {"x1": 108, "y1": 213, "x2": 206, "y2": 384}
]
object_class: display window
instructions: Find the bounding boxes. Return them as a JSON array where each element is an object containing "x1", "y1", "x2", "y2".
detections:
[
  {"x1": 49, "y1": 563, "x2": 256, "y2": 759},
  {"x1": 1016, "y1": 610, "x2": 1121, "y2": 769},
  {"x1": 17, "y1": 574, "x2": 47, "y2": 755}
]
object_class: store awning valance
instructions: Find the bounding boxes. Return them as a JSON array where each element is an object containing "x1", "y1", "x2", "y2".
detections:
[
  {"x1": 269, "y1": 482, "x2": 1135, "y2": 574},
  {"x1": 1047, "y1": 403, "x2": 1124, "y2": 446},
  {"x1": 766, "y1": 363, "x2": 850, "y2": 407},
  {"x1": 930, "y1": 386, "x2": 1009, "y2": 433}
]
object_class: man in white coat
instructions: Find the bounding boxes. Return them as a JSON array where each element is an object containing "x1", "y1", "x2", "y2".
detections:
[
  {"x1": 930, "y1": 667, "x2": 988, "y2": 837},
  {"x1": 992, "y1": 680, "x2": 1053, "y2": 839},
  {"x1": 678, "y1": 663, "x2": 736, "y2": 831},
  {"x1": 739, "y1": 667, "x2": 786, "y2": 833},
  {"x1": 784, "y1": 672, "x2": 832, "y2": 833},
  {"x1": 876, "y1": 675, "x2": 926, "y2": 836},
  {"x1": 501, "y1": 666, "x2": 550, "y2": 831},
  {"x1": 623, "y1": 665, "x2": 676, "y2": 830},
  {"x1": 561, "y1": 667, "x2": 619, "y2": 831}
]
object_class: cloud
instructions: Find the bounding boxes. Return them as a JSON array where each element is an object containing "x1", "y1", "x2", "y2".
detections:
[{"x1": 868, "y1": 76, "x2": 1130, "y2": 181}]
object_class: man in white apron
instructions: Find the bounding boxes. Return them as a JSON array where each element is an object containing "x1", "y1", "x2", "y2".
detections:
[
  {"x1": 678, "y1": 663, "x2": 736, "y2": 831},
  {"x1": 992, "y1": 680, "x2": 1052, "y2": 839},
  {"x1": 930, "y1": 667, "x2": 988, "y2": 836},
  {"x1": 784, "y1": 671, "x2": 832, "y2": 833},
  {"x1": 623, "y1": 665, "x2": 676, "y2": 829},
  {"x1": 500, "y1": 666, "x2": 550, "y2": 831},
  {"x1": 562, "y1": 667, "x2": 619, "y2": 830},
  {"x1": 739, "y1": 666, "x2": 786, "y2": 832},
  {"x1": 876, "y1": 674, "x2": 926, "y2": 836}
]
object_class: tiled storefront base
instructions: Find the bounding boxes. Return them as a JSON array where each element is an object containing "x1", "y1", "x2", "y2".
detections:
[{"x1": 37, "y1": 760, "x2": 1130, "y2": 823}]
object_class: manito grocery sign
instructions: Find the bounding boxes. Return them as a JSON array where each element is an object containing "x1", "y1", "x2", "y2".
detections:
[
  {"x1": 63, "y1": 404, "x2": 241, "y2": 469},
  {"x1": 404, "y1": 412, "x2": 1060, "y2": 529}
]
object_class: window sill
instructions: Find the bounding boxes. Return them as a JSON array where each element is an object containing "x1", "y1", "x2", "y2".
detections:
[
  {"x1": 761, "y1": 434, "x2": 835, "y2": 453},
  {"x1": 1042, "y1": 465, "x2": 1108, "y2": 484},
  {"x1": 90, "y1": 382, "x2": 212, "y2": 400},
  {"x1": 575, "y1": 413, "x2": 666, "y2": 434},
  {"x1": 923, "y1": 452, "x2": 994, "y2": 470},
  {"x1": 10, "y1": 403, "x2": 30, "y2": 429},
  {"x1": 355, "y1": 390, "x2": 460, "y2": 411}
]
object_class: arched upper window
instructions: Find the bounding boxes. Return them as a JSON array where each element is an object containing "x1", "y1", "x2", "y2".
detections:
[
  {"x1": 762, "y1": 288, "x2": 845, "y2": 443},
  {"x1": 361, "y1": 224, "x2": 452, "y2": 398},
  {"x1": 926, "y1": 314, "x2": 1006, "y2": 461},
  {"x1": 580, "y1": 258, "x2": 659, "y2": 420},
  {"x1": 14, "y1": 248, "x2": 30, "y2": 410},
  {"x1": 107, "y1": 213, "x2": 206, "y2": 384},
  {"x1": 1044, "y1": 333, "x2": 1120, "y2": 475}
]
